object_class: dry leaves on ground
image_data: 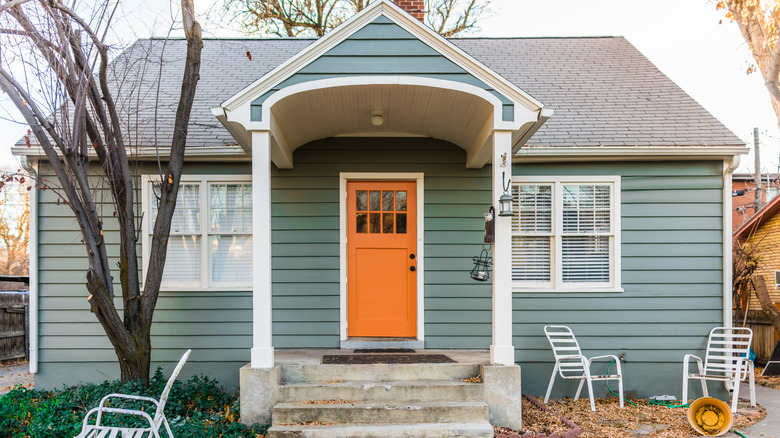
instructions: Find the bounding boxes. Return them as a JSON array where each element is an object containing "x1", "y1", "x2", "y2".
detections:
[
  {"x1": 536, "y1": 396, "x2": 764, "y2": 438},
  {"x1": 755, "y1": 366, "x2": 780, "y2": 389}
]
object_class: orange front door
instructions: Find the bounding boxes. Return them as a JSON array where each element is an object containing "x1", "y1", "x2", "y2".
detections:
[{"x1": 347, "y1": 181, "x2": 417, "y2": 337}]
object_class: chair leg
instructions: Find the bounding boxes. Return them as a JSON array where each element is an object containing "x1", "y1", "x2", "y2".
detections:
[
  {"x1": 682, "y1": 374, "x2": 688, "y2": 404},
  {"x1": 585, "y1": 377, "x2": 596, "y2": 412},
  {"x1": 749, "y1": 361, "x2": 756, "y2": 407},
  {"x1": 544, "y1": 363, "x2": 558, "y2": 404},
  {"x1": 700, "y1": 378, "x2": 708, "y2": 398},
  {"x1": 731, "y1": 374, "x2": 741, "y2": 414},
  {"x1": 618, "y1": 377, "x2": 624, "y2": 408},
  {"x1": 574, "y1": 379, "x2": 585, "y2": 402}
]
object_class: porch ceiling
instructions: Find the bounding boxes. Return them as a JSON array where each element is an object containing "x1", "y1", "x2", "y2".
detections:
[{"x1": 268, "y1": 83, "x2": 495, "y2": 165}]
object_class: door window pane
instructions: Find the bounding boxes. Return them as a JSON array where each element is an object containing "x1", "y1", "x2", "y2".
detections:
[
  {"x1": 356, "y1": 191, "x2": 367, "y2": 211},
  {"x1": 396, "y1": 191, "x2": 407, "y2": 211},
  {"x1": 396, "y1": 213, "x2": 407, "y2": 234},
  {"x1": 356, "y1": 213, "x2": 367, "y2": 233},
  {"x1": 383, "y1": 191, "x2": 394, "y2": 211},
  {"x1": 370, "y1": 213, "x2": 381, "y2": 233},
  {"x1": 369, "y1": 191, "x2": 381, "y2": 211},
  {"x1": 383, "y1": 213, "x2": 394, "y2": 233}
]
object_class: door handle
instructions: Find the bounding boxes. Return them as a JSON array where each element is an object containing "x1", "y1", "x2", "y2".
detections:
[
  {"x1": 410, "y1": 254, "x2": 415, "y2": 259},
  {"x1": 410, "y1": 266, "x2": 416, "y2": 272}
]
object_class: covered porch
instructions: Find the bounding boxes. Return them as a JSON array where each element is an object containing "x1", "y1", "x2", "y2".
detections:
[{"x1": 228, "y1": 77, "x2": 549, "y2": 368}]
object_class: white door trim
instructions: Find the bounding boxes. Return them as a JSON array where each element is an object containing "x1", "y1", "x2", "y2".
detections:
[{"x1": 339, "y1": 172, "x2": 425, "y2": 343}]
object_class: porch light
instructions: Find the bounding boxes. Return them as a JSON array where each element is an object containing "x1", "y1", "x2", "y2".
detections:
[
  {"x1": 371, "y1": 111, "x2": 384, "y2": 126},
  {"x1": 470, "y1": 246, "x2": 492, "y2": 282},
  {"x1": 498, "y1": 171, "x2": 513, "y2": 216}
]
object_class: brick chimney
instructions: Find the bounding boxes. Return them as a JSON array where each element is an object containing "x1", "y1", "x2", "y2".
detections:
[{"x1": 394, "y1": 0, "x2": 425, "y2": 22}]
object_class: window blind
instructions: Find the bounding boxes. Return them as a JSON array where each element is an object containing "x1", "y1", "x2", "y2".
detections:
[{"x1": 512, "y1": 185, "x2": 553, "y2": 282}]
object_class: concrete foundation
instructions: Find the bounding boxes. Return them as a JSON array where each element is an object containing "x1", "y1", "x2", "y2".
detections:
[
  {"x1": 481, "y1": 364, "x2": 523, "y2": 430},
  {"x1": 240, "y1": 364, "x2": 281, "y2": 425}
]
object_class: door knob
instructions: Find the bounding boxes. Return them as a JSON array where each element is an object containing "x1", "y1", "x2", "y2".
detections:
[
  {"x1": 410, "y1": 254, "x2": 415, "y2": 259},
  {"x1": 410, "y1": 266, "x2": 416, "y2": 272}
]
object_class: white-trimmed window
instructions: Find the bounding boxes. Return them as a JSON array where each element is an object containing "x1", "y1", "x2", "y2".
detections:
[
  {"x1": 142, "y1": 175, "x2": 252, "y2": 290},
  {"x1": 512, "y1": 176, "x2": 621, "y2": 292}
]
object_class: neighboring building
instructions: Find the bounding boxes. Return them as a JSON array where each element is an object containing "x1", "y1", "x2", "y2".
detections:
[
  {"x1": 14, "y1": 0, "x2": 747, "y2": 406},
  {"x1": 732, "y1": 173, "x2": 780, "y2": 231},
  {"x1": 734, "y1": 193, "x2": 780, "y2": 310}
]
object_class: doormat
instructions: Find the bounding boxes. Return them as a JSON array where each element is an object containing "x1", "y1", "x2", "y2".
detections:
[
  {"x1": 322, "y1": 354, "x2": 456, "y2": 364},
  {"x1": 353, "y1": 348, "x2": 415, "y2": 353}
]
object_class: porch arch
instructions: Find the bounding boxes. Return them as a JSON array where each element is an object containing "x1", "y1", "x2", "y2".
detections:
[{"x1": 221, "y1": 76, "x2": 540, "y2": 169}]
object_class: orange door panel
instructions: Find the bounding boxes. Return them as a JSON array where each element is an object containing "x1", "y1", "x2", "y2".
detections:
[{"x1": 347, "y1": 181, "x2": 416, "y2": 337}]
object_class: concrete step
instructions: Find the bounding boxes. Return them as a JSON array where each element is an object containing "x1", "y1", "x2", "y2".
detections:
[
  {"x1": 280, "y1": 363, "x2": 480, "y2": 384},
  {"x1": 271, "y1": 401, "x2": 489, "y2": 425},
  {"x1": 267, "y1": 422, "x2": 495, "y2": 437},
  {"x1": 279, "y1": 380, "x2": 484, "y2": 403}
]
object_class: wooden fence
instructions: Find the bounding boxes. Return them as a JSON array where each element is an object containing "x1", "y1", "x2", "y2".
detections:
[
  {"x1": 0, "y1": 291, "x2": 29, "y2": 361},
  {"x1": 745, "y1": 319, "x2": 779, "y2": 363}
]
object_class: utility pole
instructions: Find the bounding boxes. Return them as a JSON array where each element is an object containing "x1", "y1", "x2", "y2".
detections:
[{"x1": 754, "y1": 127, "x2": 763, "y2": 210}]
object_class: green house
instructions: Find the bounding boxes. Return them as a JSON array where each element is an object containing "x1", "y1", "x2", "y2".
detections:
[{"x1": 14, "y1": 0, "x2": 746, "y2": 423}]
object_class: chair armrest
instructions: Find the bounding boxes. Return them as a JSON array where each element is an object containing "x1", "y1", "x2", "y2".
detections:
[
  {"x1": 82, "y1": 406, "x2": 156, "y2": 431},
  {"x1": 99, "y1": 393, "x2": 161, "y2": 408},
  {"x1": 683, "y1": 353, "x2": 704, "y2": 376},
  {"x1": 683, "y1": 354, "x2": 702, "y2": 363},
  {"x1": 586, "y1": 354, "x2": 622, "y2": 376},
  {"x1": 588, "y1": 354, "x2": 619, "y2": 363}
]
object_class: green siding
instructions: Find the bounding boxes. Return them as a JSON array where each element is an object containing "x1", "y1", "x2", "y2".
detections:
[
  {"x1": 250, "y1": 17, "x2": 514, "y2": 122},
  {"x1": 35, "y1": 151, "x2": 726, "y2": 397},
  {"x1": 35, "y1": 163, "x2": 252, "y2": 389},
  {"x1": 271, "y1": 138, "x2": 491, "y2": 348},
  {"x1": 513, "y1": 161, "x2": 724, "y2": 397}
]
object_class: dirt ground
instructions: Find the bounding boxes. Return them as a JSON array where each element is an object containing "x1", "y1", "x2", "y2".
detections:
[{"x1": 0, "y1": 359, "x2": 33, "y2": 395}]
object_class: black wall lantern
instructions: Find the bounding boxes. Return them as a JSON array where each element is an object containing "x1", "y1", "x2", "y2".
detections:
[
  {"x1": 470, "y1": 246, "x2": 492, "y2": 282},
  {"x1": 498, "y1": 171, "x2": 513, "y2": 217}
]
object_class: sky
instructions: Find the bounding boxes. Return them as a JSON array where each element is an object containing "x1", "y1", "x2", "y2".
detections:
[{"x1": 0, "y1": 0, "x2": 776, "y2": 174}]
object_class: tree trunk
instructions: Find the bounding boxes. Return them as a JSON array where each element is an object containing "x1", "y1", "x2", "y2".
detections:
[{"x1": 753, "y1": 275, "x2": 780, "y2": 338}]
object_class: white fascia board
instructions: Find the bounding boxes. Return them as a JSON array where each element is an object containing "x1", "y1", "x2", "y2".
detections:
[
  {"x1": 220, "y1": 0, "x2": 542, "y2": 122},
  {"x1": 12, "y1": 145, "x2": 250, "y2": 161},
  {"x1": 515, "y1": 146, "x2": 749, "y2": 162}
]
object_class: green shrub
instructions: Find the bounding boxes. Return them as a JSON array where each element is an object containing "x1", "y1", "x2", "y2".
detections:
[{"x1": 0, "y1": 369, "x2": 269, "y2": 437}]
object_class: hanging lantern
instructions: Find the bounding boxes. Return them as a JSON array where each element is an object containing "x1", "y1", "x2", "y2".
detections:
[
  {"x1": 498, "y1": 171, "x2": 513, "y2": 217},
  {"x1": 470, "y1": 246, "x2": 492, "y2": 282}
]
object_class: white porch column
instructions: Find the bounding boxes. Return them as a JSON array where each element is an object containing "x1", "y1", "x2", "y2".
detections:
[
  {"x1": 491, "y1": 130, "x2": 515, "y2": 366},
  {"x1": 251, "y1": 131, "x2": 274, "y2": 368}
]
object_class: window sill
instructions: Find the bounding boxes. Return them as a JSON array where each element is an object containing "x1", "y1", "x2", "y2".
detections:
[
  {"x1": 513, "y1": 287, "x2": 624, "y2": 294},
  {"x1": 156, "y1": 286, "x2": 253, "y2": 292}
]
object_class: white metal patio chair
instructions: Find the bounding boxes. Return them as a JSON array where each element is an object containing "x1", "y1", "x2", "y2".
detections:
[
  {"x1": 682, "y1": 327, "x2": 756, "y2": 413},
  {"x1": 75, "y1": 349, "x2": 192, "y2": 438},
  {"x1": 543, "y1": 325, "x2": 624, "y2": 412}
]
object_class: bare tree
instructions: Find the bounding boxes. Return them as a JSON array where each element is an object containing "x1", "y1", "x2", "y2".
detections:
[
  {"x1": 224, "y1": 0, "x2": 491, "y2": 37},
  {"x1": 0, "y1": 0, "x2": 203, "y2": 384},
  {"x1": 721, "y1": 1, "x2": 780, "y2": 122}
]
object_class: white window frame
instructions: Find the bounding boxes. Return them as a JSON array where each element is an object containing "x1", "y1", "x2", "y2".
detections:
[
  {"x1": 141, "y1": 174, "x2": 253, "y2": 291},
  {"x1": 512, "y1": 175, "x2": 622, "y2": 293}
]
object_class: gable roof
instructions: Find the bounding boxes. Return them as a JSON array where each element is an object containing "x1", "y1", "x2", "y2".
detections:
[
  {"x1": 734, "y1": 193, "x2": 780, "y2": 241},
  {"x1": 13, "y1": 36, "x2": 744, "y2": 155},
  {"x1": 218, "y1": 0, "x2": 543, "y2": 129}
]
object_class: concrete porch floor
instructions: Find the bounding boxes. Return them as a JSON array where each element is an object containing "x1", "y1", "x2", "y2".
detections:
[{"x1": 273, "y1": 349, "x2": 492, "y2": 365}]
